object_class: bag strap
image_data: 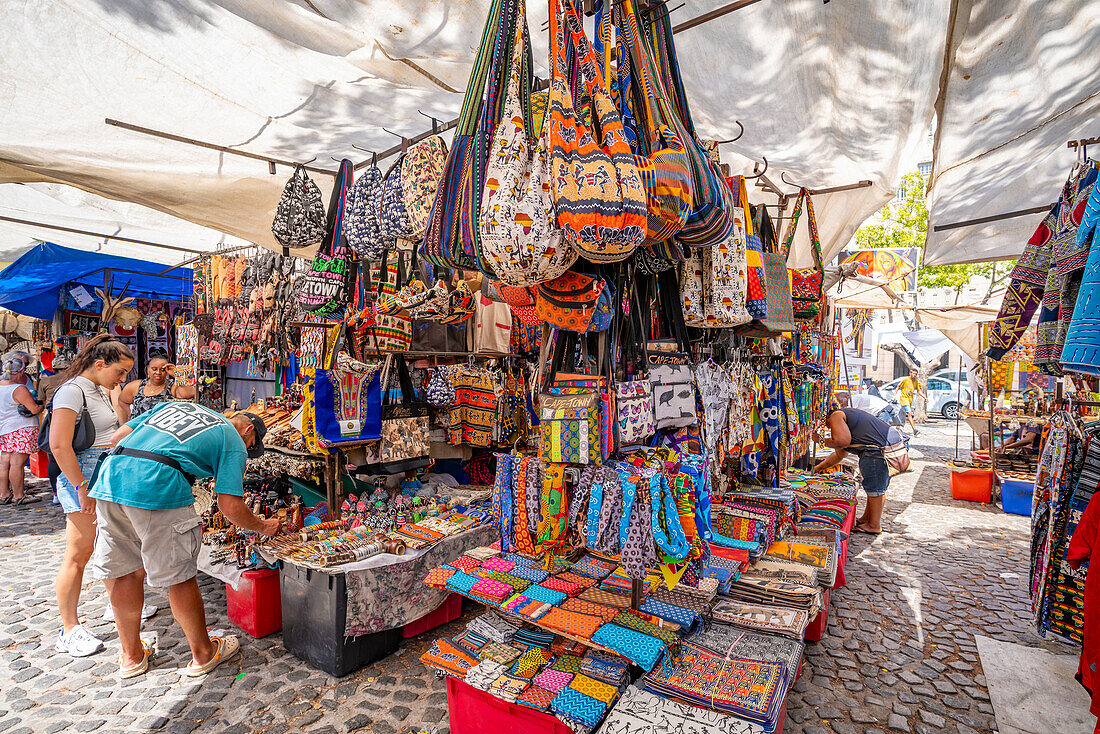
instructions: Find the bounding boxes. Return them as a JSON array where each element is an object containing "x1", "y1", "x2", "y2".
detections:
[
  {"x1": 98, "y1": 446, "x2": 197, "y2": 487},
  {"x1": 781, "y1": 188, "x2": 823, "y2": 270},
  {"x1": 754, "y1": 203, "x2": 778, "y2": 254}
]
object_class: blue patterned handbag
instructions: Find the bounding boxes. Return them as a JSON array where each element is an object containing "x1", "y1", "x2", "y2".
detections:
[
  {"x1": 379, "y1": 155, "x2": 416, "y2": 241},
  {"x1": 343, "y1": 163, "x2": 392, "y2": 259}
]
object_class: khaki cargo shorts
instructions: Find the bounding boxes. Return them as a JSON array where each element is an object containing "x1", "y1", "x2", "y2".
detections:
[{"x1": 91, "y1": 501, "x2": 203, "y2": 588}]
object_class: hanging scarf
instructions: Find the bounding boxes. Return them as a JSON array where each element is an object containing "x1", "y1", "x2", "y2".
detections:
[
  {"x1": 760, "y1": 371, "x2": 782, "y2": 486},
  {"x1": 537, "y1": 463, "x2": 570, "y2": 552}
]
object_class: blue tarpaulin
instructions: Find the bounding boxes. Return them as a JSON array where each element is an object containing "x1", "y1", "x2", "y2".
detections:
[{"x1": 0, "y1": 242, "x2": 192, "y2": 320}]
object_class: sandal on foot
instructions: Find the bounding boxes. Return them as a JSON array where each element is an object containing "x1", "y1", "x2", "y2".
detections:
[
  {"x1": 0, "y1": 495, "x2": 11, "y2": 505},
  {"x1": 853, "y1": 523, "x2": 882, "y2": 535},
  {"x1": 183, "y1": 635, "x2": 240, "y2": 677},
  {"x1": 120, "y1": 639, "x2": 155, "y2": 679},
  {"x1": 13, "y1": 494, "x2": 41, "y2": 505}
]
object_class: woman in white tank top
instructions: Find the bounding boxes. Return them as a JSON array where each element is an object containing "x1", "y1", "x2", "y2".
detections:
[{"x1": 0, "y1": 351, "x2": 42, "y2": 505}]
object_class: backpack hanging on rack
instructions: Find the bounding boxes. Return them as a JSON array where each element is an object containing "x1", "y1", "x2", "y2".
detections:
[
  {"x1": 548, "y1": 0, "x2": 647, "y2": 263},
  {"x1": 299, "y1": 159, "x2": 355, "y2": 315},
  {"x1": 479, "y1": 15, "x2": 575, "y2": 287},
  {"x1": 343, "y1": 160, "x2": 392, "y2": 260},
  {"x1": 272, "y1": 164, "x2": 327, "y2": 248},
  {"x1": 401, "y1": 136, "x2": 450, "y2": 240},
  {"x1": 782, "y1": 188, "x2": 825, "y2": 319}
]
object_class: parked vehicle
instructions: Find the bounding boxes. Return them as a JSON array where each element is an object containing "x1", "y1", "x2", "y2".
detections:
[{"x1": 882, "y1": 376, "x2": 971, "y2": 420}]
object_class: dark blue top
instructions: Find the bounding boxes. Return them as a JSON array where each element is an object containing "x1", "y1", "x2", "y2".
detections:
[{"x1": 837, "y1": 408, "x2": 892, "y2": 454}]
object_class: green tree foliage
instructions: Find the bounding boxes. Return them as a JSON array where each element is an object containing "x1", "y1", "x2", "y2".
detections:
[{"x1": 854, "y1": 169, "x2": 1012, "y2": 298}]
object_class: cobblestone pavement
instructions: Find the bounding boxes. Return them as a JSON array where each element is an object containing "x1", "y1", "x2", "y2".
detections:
[{"x1": 0, "y1": 419, "x2": 1081, "y2": 733}]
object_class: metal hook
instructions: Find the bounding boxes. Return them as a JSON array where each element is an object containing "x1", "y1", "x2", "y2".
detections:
[
  {"x1": 744, "y1": 156, "x2": 769, "y2": 180},
  {"x1": 351, "y1": 143, "x2": 379, "y2": 167},
  {"x1": 382, "y1": 127, "x2": 409, "y2": 153},
  {"x1": 299, "y1": 157, "x2": 317, "y2": 166},
  {"x1": 712, "y1": 121, "x2": 744, "y2": 145},
  {"x1": 780, "y1": 171, "x2": 806, "y2": 189},
  {"x1": 417, "y1": 110, "x2": 442, "y2": 136}
]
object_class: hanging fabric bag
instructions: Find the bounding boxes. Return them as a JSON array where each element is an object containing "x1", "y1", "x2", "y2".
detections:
[
  {"x1": 272, "y1": 164, "x2": 326, "y2": 248},
  {"x1": 401, "y1": 136, "x2": 450, "y2": 239},
  {"x1": 343, "y1": 160, "x2": 392, "y2": 259},
  {"x1": 548, "y1": 0, "x2": 646, "y2": 263},
  {"x1": 299, "y1": 159, "x2": 355, "y2": 315},
  {"x1": 480, "y1": 17, "x2": 576, "y2": 286},
  {"x1": 617, "y1": 0, "x2": 693, "y2": 244},
  {"x1": 782, "y1": 188, "x2": 825, "y2": 319},
  {"x1": 361, "y1": 355, "x2": 432, "y2": 472},
  {"x1": 422, "y1": 0, "x2": 518, "y2": 271},
  {"x1": 746, "y1": 202, "x2": 770, "y2": 321},
  {"x1": 537, "y1": 271, "x2": 615, "y2": 333},
  {"x1": 648, "y1": 11, "x2": 734, "y2": 249}
]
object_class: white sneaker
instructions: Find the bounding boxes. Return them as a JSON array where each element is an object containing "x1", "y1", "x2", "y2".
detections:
[
  {"x1": 55, "y1": 624, "x2": 105, "y2": 657},
  {"x1": 102, "y1": 604, "x2": 159, "y2": 622}
]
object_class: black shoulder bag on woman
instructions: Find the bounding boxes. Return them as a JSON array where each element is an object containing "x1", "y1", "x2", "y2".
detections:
[{"x1": 38, "y1": 388, "x2": 95, "y2": 455}]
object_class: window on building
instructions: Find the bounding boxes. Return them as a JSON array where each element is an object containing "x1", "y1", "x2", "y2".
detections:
[{"x1": 917, "y1": 161, "x2": 932, "y2": 178}]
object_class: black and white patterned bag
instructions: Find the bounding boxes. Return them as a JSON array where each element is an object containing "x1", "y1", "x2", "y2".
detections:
[
  {"x1": 343, "y1": 163, "x2": 392, "y2": 259},
  {"x1": 649, "y1": 364, "x2": 697, "y2": 430},
  {"x1": 272, "y1": 165, "x2": 326, "y2": 247}
]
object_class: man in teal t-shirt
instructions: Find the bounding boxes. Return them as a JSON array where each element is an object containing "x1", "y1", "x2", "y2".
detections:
[{"x1": 89, "y1": 402, "x2": 279, "y2": 680}]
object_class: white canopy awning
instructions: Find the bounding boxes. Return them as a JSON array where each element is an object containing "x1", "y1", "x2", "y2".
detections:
[
  {"x1": 0, "y1": 0, "x2": 952, "y2": 264},
  {"x1": 923, "y1": 0, "x2": 1100, "y2": 266}
]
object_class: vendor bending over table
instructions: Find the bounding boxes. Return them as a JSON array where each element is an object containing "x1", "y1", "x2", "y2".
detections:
[
  {"x1": 813, "y1": 399, "x2": 900, "y2": 535},
  {"x1": 90, "y1": 401, "x2": 279, "y2": 679}
]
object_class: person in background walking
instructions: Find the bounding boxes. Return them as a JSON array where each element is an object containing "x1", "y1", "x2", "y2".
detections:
[
  {"x1": 50, "y1": 335, "x2": 133, "y2": 658},
  {"x1": 116, "y1": 351, "x2": 195, "y2": 423},
  {"x1": 868, "y1": 379, "x2": 884, "y2": 399},
  {"x1": 894, "y1": 369, "x2": 921, "y2": 436},
  {"x1": 0, "y1": 351, "x2": 42, "y2": 505}
]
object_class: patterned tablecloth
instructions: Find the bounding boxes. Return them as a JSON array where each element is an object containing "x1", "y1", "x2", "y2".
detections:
[{"x1": 340, "y1": 524, "x2": 495, "y2": 637}]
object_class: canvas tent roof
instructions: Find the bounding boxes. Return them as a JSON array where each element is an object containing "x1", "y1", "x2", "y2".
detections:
[
  {"x1": 923, "y1": 0, "x2": 1100, "y2": 266},
  {"x1": 0, "y1": 242, "x2": 194, "y2": 320},
  {"x1": 0, "y1": 0, "x2": 1093, "y2": 270},
  {"x1": 0, "y1": 0, "x2": 951, "y2": 269}
]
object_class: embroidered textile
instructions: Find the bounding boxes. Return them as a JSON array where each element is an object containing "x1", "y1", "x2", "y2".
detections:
[
  {"x1": 641, "y1": 642, "x2": 784, "y2": 725},
  {"x1": 602, "y1": 685, "x2": 769, "y2": 734}
]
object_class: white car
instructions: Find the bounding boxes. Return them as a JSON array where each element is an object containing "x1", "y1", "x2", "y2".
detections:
[{"x1": 882, "y1": 377, "x2": 971, "y2": 420}]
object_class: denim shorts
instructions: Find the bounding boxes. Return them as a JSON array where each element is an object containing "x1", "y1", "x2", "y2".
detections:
[
  {"x1": 56, "y1": 447, "x2": 108, "y2": 514},
  {"x1": 899, "y1": 404, "x2": 912, "y2": 418},
  {"x1": 858, "y1": 452, "x2": 891, "y2": 497}
]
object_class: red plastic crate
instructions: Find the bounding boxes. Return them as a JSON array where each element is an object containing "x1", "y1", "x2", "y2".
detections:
[
  {"x1": 403, "y1": 593, "x2": 462, "y2": 639},
  {"x1": 804, "y1": 588, "x2": 830, "y2": 642},
  {"x1": 29, "y1": 451, "x2": 48, "y2": 479},
  {"x1": 226, "y1": 567, "x2": 282, "y2": 638},
  {"x1": 448, "y1": 676, "x2": 573, "y2": 734},
  {"x1": 950, "y1": 467, "x2": 993, "y2": 502}
]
